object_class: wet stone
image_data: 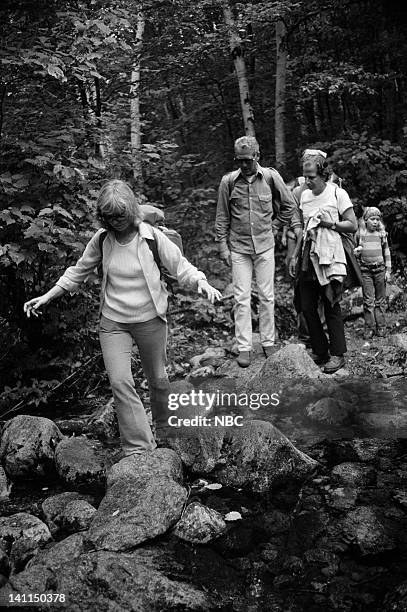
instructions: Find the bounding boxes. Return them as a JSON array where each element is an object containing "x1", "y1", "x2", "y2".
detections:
[
  {"x1": 340, "y1": 506, "x2": 398, "y2": 557},
  {"x1": 42, "y1": 492, "x2": 96, "y2": 536},
  {"x1": 86, "y1": 398, "x2": 119, "y2": 441},
  {"x1": 107, "y1": 447, "x2": 183, "y2": 488},
  {"x1": 54, "y1": 437, "x2": 106, "y2": 489},
  {"x1": 0, "y1": 512, "x2": 52, "y2": 574},
  {"x1": 0, "y1": 415, "x2": 64, "y2": 480},
  {"x1": 87, "y1": 475, "x2": 188, "y2": 552},
  {"x1": 331, "y1": 462, "x2": 376, "y2": 487},
  {"x1": 213, "y1": 420, "x2": 318, "y2": 493},
  {"x1": 173, "y1": 501, "x2": 227, "y2": 544},
  {"x1": 0, "y1": 466, "x2": 11, "y2": 500},
  {"x1": 325, "y1": 487, "x2": 358, "y2": 511}
]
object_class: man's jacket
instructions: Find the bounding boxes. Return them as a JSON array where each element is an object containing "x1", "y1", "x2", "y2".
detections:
[{"x1": 215, "y1": 164, "x2": 299, "y2": 255}]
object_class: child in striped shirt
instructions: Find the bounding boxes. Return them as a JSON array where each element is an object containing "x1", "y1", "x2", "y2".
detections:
[{"x1": 354, "y1": 207, "x2": 391, "y2": 339}]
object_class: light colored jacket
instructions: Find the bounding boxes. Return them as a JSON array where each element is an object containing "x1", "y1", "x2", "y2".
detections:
[
  {"x1": 56, "y1": 222, "x2": 206, "y2": 320},
  {"x1": 306, "y1": 210, "x2": 346, "y2": 285}
]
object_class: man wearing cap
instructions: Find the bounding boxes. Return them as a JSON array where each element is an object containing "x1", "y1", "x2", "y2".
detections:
[{"x1": 215, "y1": 136, "x2": 300, "y2": 367}]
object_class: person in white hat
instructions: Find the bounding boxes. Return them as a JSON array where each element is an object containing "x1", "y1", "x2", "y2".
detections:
[
  {"x1": 289, "y1": 150, "x2": 358, "y2": 374},
  {"x1": 215, "y1": 136, "x2": 300, "y2": 367}
]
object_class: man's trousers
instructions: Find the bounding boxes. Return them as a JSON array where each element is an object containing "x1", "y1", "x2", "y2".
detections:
[{"x1": 231, "y1": 248, "x2": 275, "y2": 351}]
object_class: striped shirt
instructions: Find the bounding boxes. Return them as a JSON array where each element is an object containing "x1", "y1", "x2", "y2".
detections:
[{"x1": 357, "y1": 230, "x2": 391, "y2": 271}]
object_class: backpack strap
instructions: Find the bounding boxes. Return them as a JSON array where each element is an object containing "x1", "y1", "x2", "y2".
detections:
[
  {"x1": 227, "y1": 166, "x2": 280, "y2": 217},
  {"x1": 145, "y1": 236, "x2": 161, "y2": 273},
  {"x1": 226, "y1": 169, "x2": 241, "y2": 194},
  {"x1": 99, "y1": 230, "x2": 108, "y2": 253}
]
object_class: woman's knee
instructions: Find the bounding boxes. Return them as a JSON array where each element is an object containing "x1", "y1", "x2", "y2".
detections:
[{"x1": 110, "y1": 374, "x2": 135, "y2": 395}]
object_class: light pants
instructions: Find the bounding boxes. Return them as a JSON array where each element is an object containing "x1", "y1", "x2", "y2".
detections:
[
  {"x1": 99, "y1": 315, "x2": 170, "y2": 456},
  {"x1": 231, "y1": 248, "x2": 275, "y2": 352}
]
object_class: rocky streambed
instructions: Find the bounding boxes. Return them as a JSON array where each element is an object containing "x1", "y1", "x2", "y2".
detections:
[{"x1": 0, "y1": 343, "x2": 407, "y2": 611}]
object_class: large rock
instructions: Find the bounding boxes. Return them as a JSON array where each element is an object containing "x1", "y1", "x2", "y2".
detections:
[
  {"x1": 0, "y1": 544, "x2": 9, "y2": 577},
  {"x1": 331, "y1": 462, "x2": 376, "y2": 488},
  {"x1": 215, "y1": 354, "x2": 265, "y2": 390},
  {"x1": 0, "y1": 513, "x2": 52, "y2": 574},
  {"x1": 213, "y1": 420, "x2": 318, "y2": 493},
  {"x1": 322, "y1": 438, "x2": 400, "y2": 465},
  {"x1": 305, "y1": 397, "x2": 354, "y2": 425},
  {"x1": 0, "y1": 415, "x2": 63, "y2": 480},
  {"x1": 164, "y1": 429, "x2": 225, "y2": 474},
  {"x1": 0, "y1": 548, "x2": 214, "y2": 611},
  {"x1": 42, "y1": 492, "x2": 96, "y2": 536},
  {"x1": 86, "y1": 398, "x2": 119, "y2": 440},
  {"x1": 173, "y1": 502, "x2": 227, "y2": 544},
  {"x1": 390, "y1": 333, "x2": 407, "y2": 351},
  {"x1": 248, "y1": 344, "x2": 326, "y2": 391},
  {"x1": 340, "y1": 506, "x2": 398, "y2": 557},
  {"x1": 87, "y1": 475, "x2": 188, "y2": 551},
  {"x1": 59, "y1": 500, "x2": 96, "y2": 535},
  {"x1": 0, "y1": 466, "x2": 11, "y2": 500},
  {"x1": 26, "y1": 533, "x2": 85, "y2": 571},
  {"x1": 54, "y1": 437, "x2": 106, "y2": 489},
  {"x1": 107, "y1": 447, "x2": 183, "y2": 488},
  {"x1": 54, "y1": 417, "x2": 89, "y2": 437}
]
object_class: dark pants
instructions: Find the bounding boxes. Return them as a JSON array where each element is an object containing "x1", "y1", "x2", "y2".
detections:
[
  {"x1": 299, "y1": 278, "x2": 347, "y2": 357},
  {"x1": 360, "y1": 264, "x2": 386, "y2": 328}
]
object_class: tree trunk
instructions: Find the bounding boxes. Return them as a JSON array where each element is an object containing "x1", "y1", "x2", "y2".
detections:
[
  {"x1": 222, "y1": 1, "x2": 255, "y2": 137},
  {"x1": 313, "y1": 96, "x2": 322, "y2": 135},
  {"x1": 94, "y1": 77, "x2": 107, "y2": 159},
  {"x1": 130, "y1": 11, "x2": 145, "y2": 185},
  {"x1": 275, "y1": 19, "x2": 287, "y2": 172}
]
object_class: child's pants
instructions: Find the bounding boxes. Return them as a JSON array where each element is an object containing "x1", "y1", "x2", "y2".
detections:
[
  {"x1": 360, "y1": 263, "x2": 386, "y2": 328},
  {"x1": 99, "y1": 315, "x2": 170, "y2": 456}
]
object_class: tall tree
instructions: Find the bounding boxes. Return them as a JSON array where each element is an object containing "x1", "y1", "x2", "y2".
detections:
[
  {"x1": 274, "y1": 18, "x2": 287, "y2": 171},
  {"x1": 222, "y1": 1, "x2": 255, "y2": 136},
  {"x1": 130, "y1": 10, "x2": 145, "y2": 184}
]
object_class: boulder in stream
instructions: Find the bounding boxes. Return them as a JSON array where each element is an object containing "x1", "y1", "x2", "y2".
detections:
[
  {"x1": 173, "y1": 501, "x2": 227, "y2": 544},
  {"x1": 107, "y1": 447, "x2": 183, "y2": 487},
  {"x1": 0, "y1": 547, "x2": 214, "y2": 611},
  {"x1": 42, "y1": 492, "x2": 96, "y2": 536},
  {"x1": 213, "y1": 420, "x2": 318, "y2": 493},
  {"x1": 0, "y1": 415, "x2": 63, "y2": 480},
  {"x1": 0, "y1": 513, "x2": 52, "y2": 574},
  {"x1": 86, "y1": 475, "x2": 188, "y2": 551},
  {"x1": 54, "y1": 436, "x2": 106, "y2": 489}
]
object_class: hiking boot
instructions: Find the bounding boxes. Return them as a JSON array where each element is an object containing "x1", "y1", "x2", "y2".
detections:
[
  {"x1": 262, "y1": 346, "x2": 274, "y2": 359},
  {"x1": 237, "y1": 351, "x2": 251, "y2": 368},
  {"x1": 310, "y1": 352, "x2": 330, "y2": 365},
  {"x1": 323, "y1": 355, "x2": 345, "y2": 374},
  {"x1": 376, "y1": 326, "x2": 387, "y2": 337},
  {"x1": 363, "y1": 328, "x2": 375, "y2": 340}
]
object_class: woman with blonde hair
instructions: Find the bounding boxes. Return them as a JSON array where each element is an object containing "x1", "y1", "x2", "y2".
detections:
[{"x1": 24, "y1": 179, "x2": 222, "y2": 456}]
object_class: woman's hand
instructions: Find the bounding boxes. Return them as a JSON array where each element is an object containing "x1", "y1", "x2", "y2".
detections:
[
  {"x1": 354, "y1": 246, "x2": 362, "y2": 256},
  {"x1": 197, "y1": 280, "x2": 222, "y2": 304},
  {"x1": 220, "y1": 248, "x2": 231, "y2": 267},
  {"x1": 23, "y1": 294, "x2": 50, "y2": 318},
  {"x1": 289, "y1": 256, "x2": 297, "y2": 278},
  {"x1": 385, "y1": 270, "x2": 391, "y2": 283},
  {"x1": 318, "y1": 210, "x2": 335, "y2": 228}
]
